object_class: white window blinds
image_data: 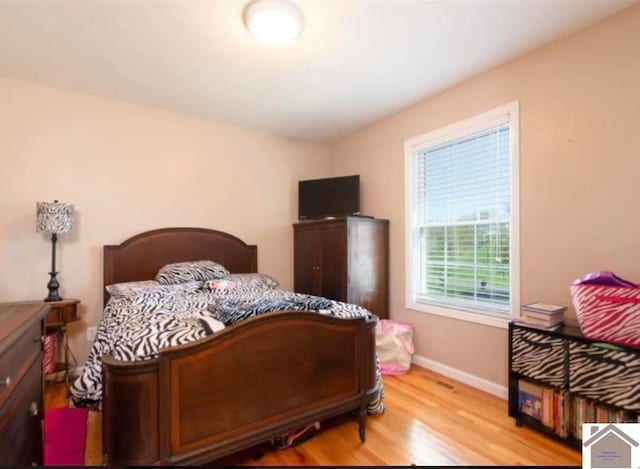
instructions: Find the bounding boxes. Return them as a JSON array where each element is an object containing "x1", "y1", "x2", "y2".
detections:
[{"x1": 409, "y1": 119, "x2": 512, "y2": 315}]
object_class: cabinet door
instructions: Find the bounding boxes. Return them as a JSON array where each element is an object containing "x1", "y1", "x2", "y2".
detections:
[
  {"x1": 346, "y1": 219, "x2": 389, "y2": 318},
  {"x1": 319, "y1": 224, "x2": 347, "y2": 301},
  {"x1": 294, "y1": 226, "x2": 318, "y2": 295}
]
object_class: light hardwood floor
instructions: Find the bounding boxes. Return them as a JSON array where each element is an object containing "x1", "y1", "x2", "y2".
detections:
[{"x1": 45, "y1": 366, "x2": 582, "y2": 466}]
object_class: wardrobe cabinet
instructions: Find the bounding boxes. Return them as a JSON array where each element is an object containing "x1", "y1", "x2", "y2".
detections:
[{"x1": 293, "y1": 217, "x2": 389, "y2": 319}]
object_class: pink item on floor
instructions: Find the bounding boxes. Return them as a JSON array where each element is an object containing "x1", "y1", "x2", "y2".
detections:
[
  {"x1": 44, "y1": 407, "x2": 88, "y2": 466},
  {"x1": 376, "y1": 319, "x2": 415, "y2": 375}
]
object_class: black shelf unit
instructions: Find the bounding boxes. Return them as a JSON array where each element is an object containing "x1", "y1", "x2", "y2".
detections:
[{"x1": 508, "y1": 321, "x2": 640, "y2": 449}]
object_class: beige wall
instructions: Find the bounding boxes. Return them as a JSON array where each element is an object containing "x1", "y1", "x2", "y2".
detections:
[
  {"x1": 0, "y1": 77, "x2": 331, "y2": 365},
  {"x1": 330, "y1": 6, "x2": 640, "y2": 387},
  {"x1": 2, "y1": 5, "x2": 639, "y2": 389}
]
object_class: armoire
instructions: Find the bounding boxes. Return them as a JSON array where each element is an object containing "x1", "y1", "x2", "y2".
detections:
[{"x1": 293, "y1": 216, "x2": 389, "y2": 319}]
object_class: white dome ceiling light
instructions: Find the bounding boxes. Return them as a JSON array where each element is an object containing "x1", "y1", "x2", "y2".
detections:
[{"x1": 244, "y1": 0, "x2": 304, "y2": 47}]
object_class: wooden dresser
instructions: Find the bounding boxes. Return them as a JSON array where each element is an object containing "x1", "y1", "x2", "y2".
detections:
[
  {"x1": 0, "y1": 302, "x2": 48, "y2": 466},
  {"x1": 293, "y1": 216, "x2": 389, "y2": 319}
]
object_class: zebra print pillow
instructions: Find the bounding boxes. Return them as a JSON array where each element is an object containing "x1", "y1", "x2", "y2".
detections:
[
  {"x1": 204, "y1": 273, "x2": 280, "y2": 291},
  {"x1": 156, "y1": 260, "x2": 229, "y2": 285},
  {"x1": 106, "y1": 280, "x2": 202, "y2": 298}
]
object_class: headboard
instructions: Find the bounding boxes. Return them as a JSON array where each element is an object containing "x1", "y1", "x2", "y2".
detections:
[{"x1": 103, "y1": 227, "x2": 257, "y2": 306}]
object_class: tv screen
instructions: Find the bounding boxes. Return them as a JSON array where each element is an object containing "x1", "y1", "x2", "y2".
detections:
[{"x1": 298, "y1": 175, "x2": 360, "y2": 220}]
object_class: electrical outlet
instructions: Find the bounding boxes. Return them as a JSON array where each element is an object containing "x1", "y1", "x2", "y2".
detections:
[{"x1": 86, "y1": 326, "x2": 97, "y2": 342}]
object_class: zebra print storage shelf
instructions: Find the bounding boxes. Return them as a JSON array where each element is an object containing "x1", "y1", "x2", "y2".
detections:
[{"x1": 508, "y1": 321, "x2": 640, "y2": 449}]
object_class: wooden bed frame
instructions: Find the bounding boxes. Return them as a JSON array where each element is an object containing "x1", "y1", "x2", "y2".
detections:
[{"x1": 101, "y1": 227, "x2": 379, "y2": 466}]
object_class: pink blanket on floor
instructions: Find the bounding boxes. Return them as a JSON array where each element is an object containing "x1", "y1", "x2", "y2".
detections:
[{"x1": 44, "y1": 407, "x2": 88, "y2": 466}]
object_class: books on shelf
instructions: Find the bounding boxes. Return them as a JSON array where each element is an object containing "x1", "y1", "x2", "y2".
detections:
[
  {"x1": 521, "y1": 303, "x2": 567, "y2": 314},
  {"x1": 518, "y1": 302, "x2": 567, "y2": 329},
  {"x1": 513, "y1": 317, "x2": 563, "y2": 331},
  {"x1": 520, "y1": 308, "x2": 564, "y2": 321},
  {"x1": 518, "y1": 378, "x2": 636, "y2": 441}
]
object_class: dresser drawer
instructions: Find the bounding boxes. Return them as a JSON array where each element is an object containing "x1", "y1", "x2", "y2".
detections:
[
  {"x1": 0, "y1": 359, "x2": 43, "y2": 466},
  {"x1": 0, "y1": 320, "x2": 42, "y2": 409},
  {"x1": 511, "y1": 327, "x2": 567, "y2": 387},
  {"x1": 569, "y1": 342, "x2": 640, "y2": 410}
]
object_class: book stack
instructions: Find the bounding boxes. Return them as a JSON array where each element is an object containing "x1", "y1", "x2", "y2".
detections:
[{"x1": 515, "y1": 303, "x2": 567, "y2": 330}]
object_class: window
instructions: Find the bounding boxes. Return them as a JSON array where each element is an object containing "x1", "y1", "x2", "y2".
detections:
[{"x1": 405, "y1": 102, "x2": 519, "y2": 328}]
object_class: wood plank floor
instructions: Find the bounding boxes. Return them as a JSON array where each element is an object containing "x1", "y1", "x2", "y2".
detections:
[{"x1": 45, "y1": 366, "x2": 581, "y2": 466}]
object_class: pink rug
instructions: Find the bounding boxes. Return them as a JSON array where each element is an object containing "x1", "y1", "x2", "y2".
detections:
[{"x1": 44, "y1": 407, "x2": 88, "y2": 466}]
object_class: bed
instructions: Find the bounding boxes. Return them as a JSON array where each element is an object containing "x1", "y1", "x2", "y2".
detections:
[{"x1": 79, "y1": 227, "x2": 381, "y2": 466}]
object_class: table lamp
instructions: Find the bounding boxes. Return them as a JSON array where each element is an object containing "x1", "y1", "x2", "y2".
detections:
[{"x1": 36, "y1": 200, "x2": 74, "y2": 302}]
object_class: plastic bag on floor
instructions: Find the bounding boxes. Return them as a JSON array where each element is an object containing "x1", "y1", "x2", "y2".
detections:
[{"x1": 375, "y1": 319, "x2": 415, "y2": 375}]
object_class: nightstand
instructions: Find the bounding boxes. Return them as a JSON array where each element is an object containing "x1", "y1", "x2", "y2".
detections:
[{"x1": 44, "y1": 298, "x2": 81, "y2": 392}]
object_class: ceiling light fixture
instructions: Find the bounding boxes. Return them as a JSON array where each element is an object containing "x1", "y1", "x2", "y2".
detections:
[{"x1": 244, "y1": 0, "x2": 303, "y2": 47}]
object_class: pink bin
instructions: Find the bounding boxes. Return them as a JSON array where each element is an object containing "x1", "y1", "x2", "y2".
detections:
[{"x1": 570, "y1": 284, "x2": 640, "y2": 348}]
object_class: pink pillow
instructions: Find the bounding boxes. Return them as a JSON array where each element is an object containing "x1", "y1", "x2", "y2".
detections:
[{"x1": 207, "y1": 279, "x2": 236, "y2": 291}]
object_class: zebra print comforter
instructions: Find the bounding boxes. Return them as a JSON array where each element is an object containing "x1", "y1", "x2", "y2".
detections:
[{"x1": 69, "y1": 282, "x2": 385, "y2": 414}]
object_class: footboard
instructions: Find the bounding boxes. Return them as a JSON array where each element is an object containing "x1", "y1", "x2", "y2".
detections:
[{"x1": 102, "y1": 311, "x2": 378, "y2": 466}]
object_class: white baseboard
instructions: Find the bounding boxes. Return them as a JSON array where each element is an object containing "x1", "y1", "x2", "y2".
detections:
[{"x1": 412, "y1": 354, "x2": 508, "y2": 400}]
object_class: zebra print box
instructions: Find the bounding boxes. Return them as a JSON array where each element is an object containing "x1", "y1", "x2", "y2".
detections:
[
  {"x1": 569, "y1": 342, "x2": 640, "y2": 410},
  {"x1": 511, "y1": 327, "x2": 568, "y2": 387},
  {"x1": 571, "y1": 284, "x2": 640, "y2": 348}
]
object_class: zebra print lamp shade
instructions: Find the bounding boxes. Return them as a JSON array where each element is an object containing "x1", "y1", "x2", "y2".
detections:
[
  {"x1": 36, "y1": 200, "x2": 74, "y2": 302},
  {"x1": 36, "y1": 201, "x2": 74, "y2": 234}
]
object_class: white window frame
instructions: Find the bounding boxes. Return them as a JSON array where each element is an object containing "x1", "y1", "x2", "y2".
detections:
[{"x1": 404, "y1": 101, "x2": 520, "y2": 329}]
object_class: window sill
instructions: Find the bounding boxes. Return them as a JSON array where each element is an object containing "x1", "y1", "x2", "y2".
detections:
[{"x1": 406, "y1": 301, "x2": 511, "y2": 329}]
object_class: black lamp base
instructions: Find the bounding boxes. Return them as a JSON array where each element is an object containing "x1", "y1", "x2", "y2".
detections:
[{"x1": 44, "y1": 271, "x2": 62, "y2": 302}]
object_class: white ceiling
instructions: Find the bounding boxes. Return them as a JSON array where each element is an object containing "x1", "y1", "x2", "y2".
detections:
[{"x1": 0, "y1": 0, "x2": 635, "y2": 142}]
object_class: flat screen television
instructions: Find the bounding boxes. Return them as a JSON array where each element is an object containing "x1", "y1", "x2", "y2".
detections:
[{"x1": 298, "y1": 175, "x2": 360, "y2": 220}]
